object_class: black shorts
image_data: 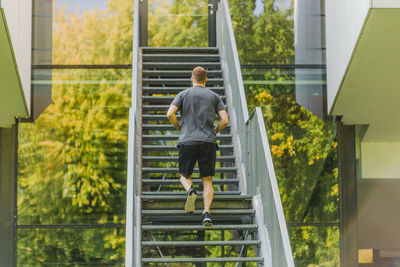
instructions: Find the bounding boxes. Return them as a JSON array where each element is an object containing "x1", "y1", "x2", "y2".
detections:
[{"x1": 178, "y1": 142, "x2": 217, "y2": 178}]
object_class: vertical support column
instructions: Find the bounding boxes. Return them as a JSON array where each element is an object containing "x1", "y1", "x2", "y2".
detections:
[
  {"x1": 208, "y1": 0, "x2": 217, "y2": 47},
  {"x1": 0, "y1": 125, "x2": 18, "y2": 267},
  {"x1": 337, "y1": 121, "x2": 358, "y2": 267},
  {"x1": 139, "y1": 0, "x2": 148, "y2": 47},
  {"x1": 31, "y1": 0, "x2": 53, "y2": 121}
]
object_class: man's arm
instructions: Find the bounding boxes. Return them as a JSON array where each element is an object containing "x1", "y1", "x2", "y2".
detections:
[
  {"x1": 215, "y1": 109, "x2": 229, "y2": 133},
  {"x1": 167, "y1": 105, "x2": 181, "y2": 131}
]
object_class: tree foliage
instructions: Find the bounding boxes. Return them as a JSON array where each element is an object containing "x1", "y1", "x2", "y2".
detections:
[
  {"x1": 228, "y1": 0, "x2": 339, "y2": 265},
  {"x1": 18, "y1": 0, "x2": 132, "y2": 264},
  {"x1": 18, "y1": 0, "x2": 339, "y2": 265}
]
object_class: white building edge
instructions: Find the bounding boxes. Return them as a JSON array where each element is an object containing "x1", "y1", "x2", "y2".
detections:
[
  {"x1": 0, "y1": 0, "x2": 31, "y2": 127},
  {"x1": 326, "y1": 0, "x2": 400, "y2": 265}
]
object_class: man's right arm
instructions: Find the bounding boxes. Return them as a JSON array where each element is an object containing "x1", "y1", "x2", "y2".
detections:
[{"x1": 215, "y1": 109, "x2": 229, "y2": 133}]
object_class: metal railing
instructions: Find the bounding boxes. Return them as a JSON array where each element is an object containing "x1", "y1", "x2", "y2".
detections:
[
  {"x1": 125, "y1": 0, "x2": 141, "y2": 266},
  {"x1": 217, "y1": 0, "x2": 294, "y2": 266}
]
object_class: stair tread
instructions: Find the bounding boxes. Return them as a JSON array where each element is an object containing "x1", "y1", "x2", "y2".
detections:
[
  {"x1": 141, "y1": 195, "x2": 252, "y2": 201},
  {"x1": 142, "y1": 47, "x2": 219, "y2": 52},
  {"x1": 142, "y1": 224, "x2": 257, "y2": 231},
  {"x1": 142, "y1": 145, "x2": 233, "y2": 151},
  {"x1": 143, "y1": 70, "x2": 222, "y2": 74},
  {"x1": 142, "y1": 240, "x2": 261, "y2": 246},
  {"x1": 142, "y1": 179, "x2": 239, "y2": 185},
  {"x1": 143, "y1": 78, "x2": 223, "y2": 81},
  {"x1": 142, "y1": 105, "x2": 228, "y2": 111},
  {"x1": 143, "y1": 86, "x2": 224, "y2": 89},
  {"x1": 142, "y1": 134, "x2": 231, "y2": 139},
  {"x1": 141, "y1": 191, "x2": 241, "y2": 195},
  {"x1": 142, "y1": 209, "x2": 254, "y2": 215},
  {"x1": 143, "y1": 54, "x2": 220, "y2": 57},
  {"x1": 142, "y1": 155, "x2": 235, "y2": 161},
  {"x1": 142, "y1": 167, "x2": 236, "y2": 171},
  {"x1": 142, "y1": 257, "x2": 263, "y2": 263},
  {"x1": 143, "y1": 95, "x2": 225, "y2": 99}
]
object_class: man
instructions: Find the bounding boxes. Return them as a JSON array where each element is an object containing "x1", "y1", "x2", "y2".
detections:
[{"x1": 167, "y1": 66, "x2": 229, "y2": 226}]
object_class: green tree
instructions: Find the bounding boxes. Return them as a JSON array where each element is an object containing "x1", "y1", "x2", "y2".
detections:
[
  {"x1": 18, "y1": 0, "x2": 133, "y2": 264},
  {"x1": 228, "y1": 0, "x2": 339, "y2": 265}
]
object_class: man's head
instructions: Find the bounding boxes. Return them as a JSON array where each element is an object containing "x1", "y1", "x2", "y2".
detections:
[{"x1": 191, "y1": 66, "x2": 207, "y2": 86}]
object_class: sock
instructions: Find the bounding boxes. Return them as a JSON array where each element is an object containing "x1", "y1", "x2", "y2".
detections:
[{"x1": 188, "y1": 186, "x2": 196, "y2": 195}]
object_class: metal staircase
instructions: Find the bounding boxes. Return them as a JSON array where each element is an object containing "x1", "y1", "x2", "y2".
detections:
[
  {"x1": 126, "y1": 0, "x2": 294, "y2": 266},
  {"x1": 139, "y1": 47, "x2": 263, "y2": 265}
]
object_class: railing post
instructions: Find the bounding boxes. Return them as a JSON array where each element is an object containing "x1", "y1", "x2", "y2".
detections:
[
  {"x1": 139, "y1": 0, "x2": 148, "y2": 47},
  {"x1": 208, "y1": 0, "x2": 217, "y2": 47}
]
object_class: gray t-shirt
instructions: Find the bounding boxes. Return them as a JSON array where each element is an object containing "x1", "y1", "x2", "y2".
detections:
[{"x1": 171, "y1": 85, "x2": 226, "y2": 144}]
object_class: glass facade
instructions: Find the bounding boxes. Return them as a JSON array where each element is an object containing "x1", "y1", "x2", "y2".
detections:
[
  {"x1": 148, "y1": 0, "x2": 208, "y2": 47},
  {"x1": 228, "y1": 0, "x2": 339, "y2": 266},
  {"x1": 17, "y1": 0, "x2": 133, "y2": 265},
  {"x1": 16, "y1": 0, "x2": 339, "y2": 266}
]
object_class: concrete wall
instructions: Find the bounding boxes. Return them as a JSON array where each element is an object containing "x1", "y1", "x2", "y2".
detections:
[
  {"x1": 325, "y1": 0, "x2": 370, "y2": 113},
  {"x1": 361, "y1": 142, "x2": 400, "y2": 179},
  {"x1": 358, "y1": 179, "x2": 400, "y2": 249},
  {"x1": 0, "y1": 127, "x2": 17, "y2": 266},
  {"x1": 3, "y1": 0, "x2": 32, "y2": 114}
]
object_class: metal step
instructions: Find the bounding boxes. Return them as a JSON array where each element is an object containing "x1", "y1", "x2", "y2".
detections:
[
  {"x1": 142, "y1": 134, "x2": 232, "y2": 141},
  {"x1": 143, "y1": 87, "x2": 225, "y2": 95},
  {"x1": 142, "y1": 105, "x2": 228, "y2": 112},
  {"x1": 142, "y1": 240, "x2": 261, "y2": 247},
  {"x1": 143, "y1": 86, "x2": 225, "y2": 94},
  {"x1": 143, "y1": 70, "x2": 222, "y2": 78},
  {"x1": 142, "y1": 167, "x2": 236, "y2": 173},
  {"x1": 142, "y1": 114, "x2": 219, "y2": 121},
  {"x1": 142, "y1": 179, "x2": 238, "y2": 185},
  {"x1": 142, "y1": 224, "x2": 257, "y2": 231},
  {"x1": 141, "y1": 209, "x2": 254, "y2": 216},
  {"x1": 142, "y1": 47, "x2": 219, "y2": 54},
  {"x1": 142, "y1": 155, "x2": 236, "y2": 162},
  {"x1": 142, "y1": 124, "x2": 230, "y2": 131},
  {"x1": 142, "y1": 62, "x2": 221, "y2": 70},
  {"x1": 143, "y1": 54, "x2": 220, "y2": 62},
  {"x1": 142, "y1": 195, "x2": 251, "y2": 210},
  {"x1": 142, "y1": 95, "x2": 226, "y2": 104},
  {"x1": 142, "y1": 145, "x2": 233, "y2": 151},
  {"x1": 142, "y1": 194, "x2": 252, "y2": 201},
  {"x1": 143, "y1": 78, "x2": 223, "y2": 86},
  {"x1": 142, "y1": 257, "x2": 263, "y2": 263},
  {"x1": 141, "y1": 191, "x2": 241, "y2": 196}
]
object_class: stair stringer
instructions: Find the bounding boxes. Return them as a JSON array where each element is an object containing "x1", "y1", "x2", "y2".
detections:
[{"x1": 219, "y1": 47, "x2": 247, "y2": 195}]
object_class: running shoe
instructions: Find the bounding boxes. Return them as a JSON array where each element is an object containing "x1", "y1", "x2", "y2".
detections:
[
  {"x1": 184, "y1": 187, "x2": 197, "y2": 214},
  {"x1": 202, "y1": 212, "x2": 213, "y2": 227}
]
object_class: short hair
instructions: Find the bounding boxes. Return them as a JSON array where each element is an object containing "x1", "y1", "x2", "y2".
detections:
[{"x1": 192, "y1": 66, "x2": 207, "y2": 83}]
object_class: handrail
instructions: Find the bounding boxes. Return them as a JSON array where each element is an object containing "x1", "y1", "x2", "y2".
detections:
[
  {"x1": 246, "y1": 108, "x2": 294, "y2": 266},
  {"x1": 131, "y1": 0, "x2": 140, "y2": 112},
  {"x1": 217, "y1": 0, "x2": 294, "y2": 266},
  {"x1": 125, "y1": 0, "x2": 141, "y2": 266}
]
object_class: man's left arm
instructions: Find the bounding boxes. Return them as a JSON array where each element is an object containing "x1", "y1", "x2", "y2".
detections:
[{"x1": 167, "y1": 105, "x2": 181, "y2": 131}]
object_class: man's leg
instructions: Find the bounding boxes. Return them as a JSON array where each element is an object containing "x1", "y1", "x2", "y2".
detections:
[
  {"x1": 180, "y1": 174, "x2": 193, "y2": 191},
  {"x1": 202, "y1": 176, "x2": 214, "y2": 213},
  {"x1": 178, "y1": 144, "x2": 199, "y2": 214}
]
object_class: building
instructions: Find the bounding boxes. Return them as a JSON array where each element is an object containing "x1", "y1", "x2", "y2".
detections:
[
  {"x1": 299, "y1": 0, "x2": 400, "y2": 266},
  {"x1": 0, "y1": 1, "x2": 31, "y2": 265}
]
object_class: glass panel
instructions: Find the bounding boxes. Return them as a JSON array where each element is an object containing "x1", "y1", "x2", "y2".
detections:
[
  {"x1": 148, "y1": 0, "x2": 208, "y2": 47},
  {"x1": 242, "y1": 66, "x2": 338, "y2": 224},
  {"x1": 18, "y1": 68, "x2": 131, "y2": 225},
  {"x1": 228, "y1": 0, "x2": 295, "y2": 64},
  {"x1": 233, "y1": 0, "x2": 339, "y2": 258},
  {"x1": 52, "y1": 0, "x2": 134, "y2": 65},
  {"x1": 17, "y1": 228, "x2": 125, "y2": 266},
  {"x1": 288, "y1": 226, "x2": 340, "y2": 267}
]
